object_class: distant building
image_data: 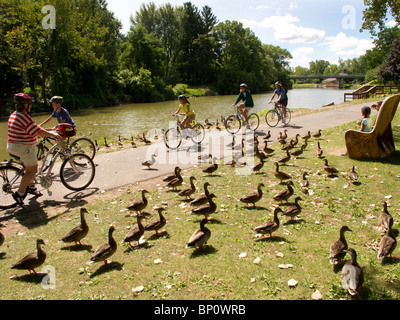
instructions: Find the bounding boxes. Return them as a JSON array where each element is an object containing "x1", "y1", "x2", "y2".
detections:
[{"x1": 322, "y1": 78, "x2": 339, "y2": 87}]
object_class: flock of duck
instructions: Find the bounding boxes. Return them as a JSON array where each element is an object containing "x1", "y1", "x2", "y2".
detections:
[{"x1": 0, "y1": 125, "x2": 397, "y2": 299}]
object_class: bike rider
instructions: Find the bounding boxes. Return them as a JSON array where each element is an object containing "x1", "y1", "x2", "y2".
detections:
[
  {"x1": 268, "y1": 81, "x2": 288, "y2": 122},
  {"x1": 39, "y1": 96, "x2": 76, "y2": 129},
  {"x1": 233, "y1": 83, "x2": 254, "y2": 128},
  {"x1": 7, "y1": 93, "x2": 65, "y2": 207},
  {"x1": 172, "y1": 95, "x2": 196, "y2": 137}
]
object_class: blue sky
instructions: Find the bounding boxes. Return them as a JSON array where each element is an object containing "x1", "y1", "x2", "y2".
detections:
[{"x1": 106, "y1": 0, "x2": 384, "y2": 68}]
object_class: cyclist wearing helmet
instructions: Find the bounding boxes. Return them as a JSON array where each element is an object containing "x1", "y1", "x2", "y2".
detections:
[
  {"x1": 7, "y1": 93, "x2": 65, "y2": 207},
  {"x1": 233, "y1": 83, "x2": 254, "y2": 125},
  {"x1": 172, "y1": 95, "x2": 196, "y2": 129},
  {"x1": 39, "y1": 96, "x2": 76, "y2": 129},
  {"x1": 268, "y1": 81, "x2": 288, "y2": 120}
]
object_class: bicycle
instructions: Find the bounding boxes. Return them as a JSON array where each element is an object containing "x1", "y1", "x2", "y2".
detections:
[
  {"x1": 224, "y1": 105, "x2": 260, "y2": 134},
  {"x1": 0, "y1": 141, "x2": 96, "y2": 209},
  {"x1": 265, "y1": 102, "x2": 292, "y2": 127},
  {"x1": 163, "y1": 114, "x2": 205, "y2": 150}
]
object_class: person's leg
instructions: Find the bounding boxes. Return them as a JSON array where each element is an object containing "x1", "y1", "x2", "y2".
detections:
[{"x1": 18, "y1": 164, "x2": 38, "y2": 194}]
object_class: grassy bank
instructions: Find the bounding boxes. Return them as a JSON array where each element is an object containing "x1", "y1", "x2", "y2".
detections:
[{"x1": 0, "y1": 111, "x2": 399, "y2": 300}]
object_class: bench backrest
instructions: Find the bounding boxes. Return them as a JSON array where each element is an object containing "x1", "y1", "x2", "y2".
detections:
[{"x1": 373, "y1": 94, "x2": 400, "y2": 136}]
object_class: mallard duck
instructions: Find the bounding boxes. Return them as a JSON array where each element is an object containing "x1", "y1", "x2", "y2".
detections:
[
  {"x1": 142, "y1": 132, "x2": 151, "y2": 144},
  {"x1": 378, "y1": 200, "x2": 394, "y2": 233},
  {"x1": 142, "y1": 154, "x2": 157, "y2": 169},
  {"x1": 263, "y1": 130, "x2": 271, "y2": 141},
  {"x1": 144, "y1": 207, "x2": 167, "y2": 235},
  {"x1": 0, "y1": 223, "x2": 4, "y2": 248},
  {"x1": 166, "y1": 168, "x2": 183, "y2": 190},
  {"x1": 301, "y1": 141, "x2": 308, "y2": 150},
  {"x1": 329, "y1": 226, "x2": 352, "y2": 265},
  {"x1": 313, "y1": 129, "x2": 322, "y2": 139},
  {"x1": 202, "y1": 157, "x2": 218, "y2": 176},
  {"x1": 301, "y1": 131, "x2": 311, "y2": 141},
  {"x1": 273, "y1": 162, "x2": 292, "y2": 184},
  {"x1": 11, "y1": 239, "x2": 46, "y2": 274},
  {"x1": 281, "y1": 129, "x2": 288, "y2": 140},
  {"x1": 278, "y1": 149, "x2": 291, "y2": 165},
  {"x1": 292, "y1": 134, "x2": 301, "y2": 147},
  {"x1": 118, "y1": 135, "x2": 123, "y2": 147},
  {"x1": 273, "y1": 180, "x2": 294, "y2": 204},
  {"x1": 130, "y1": 136, "x2": 137, "y2": 148},
  {"x1": 263, "y1": 140, "x2": 274, "y2": 155},
  {"x1": 127, "y1": 189, "x2": 149, "y2": 214},
  {"x1": 281, "y1": 140, "x2": 295, "y2": 151},
  {"x1": 316, "y1": 142, "x2": 323, "y2": 158},
  {"x1": 323, "y1": 158, "x2": 339, "y2": 176},
  {"x1": 240, "y1": 183, "x2": 265, "y2": 207},
  {"x1": 299, "y1": 172, "x2": 309, "y2": 189},
  {"x1": 124, "y1": 214, "x2": 148, "y2": 247},
  {"x1": 282, "y1": 196, "x2": 303, "y2": 221},
  {"x1": 255, "y1": 147, "x2": 267, "y2": 161},
  {"x1": 178, "y1": 176, "x2": 197, "y2": 199},
  {"x1": 254, "y1": 207, "x2": 283, "y2": 238},
  {"x1": 163, "y1": 166, "x2": 181, "y2": 182},
  {"x1": 348, "y1": 166, "x2": 358, "y2": 183},
  {"x1": 342, "y1": 248, "x2": 364, "y2": 296},
  {"x1": 104, "y1": 137, "x2": 110, "y2": 148},
  {"x1": 94, "y1": 140, "x2": 100, "y2": 151},
  {"x1": 61, "y1": 207, "x2": 89, "y2": 245},
  {"x1": 377, "y1": 224, "x2": 397, "y2": 259},
  {"x1": 186, "y1": 218, "x2": 211, "y2": 249},
  {"x1": 291, "y1": 145, "x2": 305, "y2": 159},
  {"x1": 190, "y1": 182, "x2": 211, "y2": 207},
  {"x1": 192, "y1": 193, "x2": 217, "y2": 220},
  {"x1": 252, "y1": 156, "x2": 265, "y2": 174},
  {"x1": 91, "y1": 226, "x2": 117, "y2": 264}
]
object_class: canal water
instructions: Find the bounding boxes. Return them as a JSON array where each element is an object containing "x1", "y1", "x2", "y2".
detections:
[{"x1": 0, "y1": 88, "x2": 352, "y2": 161}]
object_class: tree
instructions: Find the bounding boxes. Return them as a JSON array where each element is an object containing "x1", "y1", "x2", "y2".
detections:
[
  {"x1": 378, "y1": 38, "x2": 400, "y2": 83},
  {"x1": 361, "y1": 0, "x2": 400, "y2": 36}
]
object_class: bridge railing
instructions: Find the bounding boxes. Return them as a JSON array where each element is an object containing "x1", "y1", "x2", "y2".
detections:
[{"x1": 344, "y1": 85, "x2": 400, "y2": 102}]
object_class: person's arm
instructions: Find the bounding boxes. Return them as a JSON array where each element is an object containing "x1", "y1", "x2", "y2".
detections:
[
  {"x1": 268, "y1": 93, "x2": 276, "y2": 104},
  {"x1": 172, "y1": 107, "x2": 182, "y2": 115},
  {"x1": 37, "y1": 128, "x2": 66, "y2": 148},
  {"x1": 233, "y1": 93, "x2": 242, "y2": 105},
  {"x1": 39, "y1": 115, "x2": 53, "y2": 127}
]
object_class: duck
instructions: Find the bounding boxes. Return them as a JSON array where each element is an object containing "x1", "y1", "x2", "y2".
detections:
[
  {"x1": 281, "y1": 129, "x2": 288, "y2": 140},
  {"x1": 144, "y1": 207, "x2": 167, "y2": 235},
  {"x1": 124, "y1": 214, "x2": 148, "y2": 247},
  {"x1": 255, "y1": 147, "x2": 268, "y2": 161},
  {"x1": 281, "y1": 140, "x2": 295, "y2": 151},
  {"x1": 299, "y1": 172, "x2": 309, "y2": 189},
  {"x1": 205, "y1": 119, "x2": 213, "y2": 129},
  {"x1": 202, "y1": 157, "x2": 218, "y2": 176},
  {"x1": 292, "y1": 134, "x2": 301, "y2": 147},
  {"x1": 254, "y1": 207, "x2": 283, "y2": 238},
  {"x1": 118, "y1": 135, "x2": 123, "y2": 147},
  {"x1": 130, "y1": 136, "x2": 137, "y2": 148},
  {"x1": 252, "y1": 156, "x2": 265, "y2": 174},
  {"x1": 190, "y1": 182, "x2": 211, "y2": 207},
  {"x1": 329, "y1": 226, "x2": 352, "y2": 265},
  {"x1": 316, "y1": 142, "x2": 323, "y2": 158},
  {"x1": 142, "y1": 132, "x2": 151, "y2": 144},
  {"x1": 127, "y1": 189, "x2": 149, "y2": 214},
  {"x1": 348, "y1": 166, "x2": 358, "y2": 183},
  {"x1": 186, "y1": 218, "x2": 211, "y2": 249},
  {"x1": 166, "y1": 168, "x2": 183, "y2": 190},
  {"x1": 341, "y1": 248, "x2": 364, "y2": 296},
  {"x1": 323, "y1": 158, "x2": 339, "y2": 176},
  {"x1": 273, "y1": 162, "x2": 292, "y2": 184},
  {"x1": 301, "y1": 131, "x2": 311, "y2": 141},
  {"x1": 262, "y1": 140, "x2": 274, "y2": 155},
  {"x1": 192, "y1": 193, "x2": 217, "y2": 220},
  {"x1": 273, "y1": 180, "x2": 294, "y2": 204},
  {"x1": 291, "y1": 145, "x2": 305, "y2": 159},
  {"x1": 163, "y1": 166, "x2": 181, "y2": 182},
  {"x1": 263, "y1": 130, "x2": 271, "y2": 141},
  {"x1": 178, "y1": 176, "x2": 197, "y2": 199},
  {"x1": 240, "y1": 183, "x2": 265, "y2": 207},
  {"x1": 0, "y1": 223, "x2": 4, "y2": 248},
  {"x1": 61, "y1": 207, "x2": 89, "y2": 245},
  {"x1": 104, "y1": 137, "x2": 110, "y2": 148},
  {"x1": 142, "y1": 154, "x2": 157, "y2": 169},
  {"x1": 90, "y1": 226, "x2": 117, "y2": 265},
  {"x1": 301, "y1": 141, "x2": 308, "y2": 150},
  {"x1": 378, "y1": 200, "x2": 394, "y2": 233},
  {"x1": 377, "y1": 224, "x2": 397, "y2": 259},
  {"x1": 94, "y1": 140, "x2": 100, "y2": 151},
  {"x1": 278, "y1": 149, "x2": 291, "y2": 165},
  {"x1": 11, "y1": 239, "x2": 46, "y2": 274},
  {"x1": 312, "y1": 129, "x2": 322, "y2": 139},
  {"x1": 282, "y1": 196, "x2": 303, "y2": 221}
]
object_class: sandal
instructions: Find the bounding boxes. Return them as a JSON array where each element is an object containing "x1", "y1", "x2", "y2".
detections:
[{"x1": 27, "y1": 186, "x2": 43, "y2": 197}]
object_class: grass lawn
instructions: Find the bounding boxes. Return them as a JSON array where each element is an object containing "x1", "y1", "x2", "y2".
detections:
[{"x1": 0, "y1": 110, "x2": 399, "y2": 300}]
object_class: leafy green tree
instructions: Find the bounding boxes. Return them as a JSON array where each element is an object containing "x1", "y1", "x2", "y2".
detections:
[{"x1": 378, "y1": 38, "x2": 400, "y2": 83}]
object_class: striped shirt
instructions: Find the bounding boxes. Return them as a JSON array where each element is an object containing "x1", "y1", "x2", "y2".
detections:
[{"x1": 8, "y1": 111, "x2": 41, "y2": 145}]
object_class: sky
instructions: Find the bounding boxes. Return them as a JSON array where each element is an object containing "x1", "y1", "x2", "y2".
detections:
[{"x1": 106, "y1": 0, "x2": 384, "y2": 69}]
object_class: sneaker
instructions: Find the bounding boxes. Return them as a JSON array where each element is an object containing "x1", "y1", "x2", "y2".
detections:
[
  {"x1": 27, "y1": 186, "x2": 43, "y2": 197},
  {"x1": 12, "y1": 192, "x2": 25, "y2": 208}
]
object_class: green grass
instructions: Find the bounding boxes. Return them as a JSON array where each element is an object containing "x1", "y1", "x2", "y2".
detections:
[{"x1": 0, "y1": 112, "x2": 399, "y2": 300}]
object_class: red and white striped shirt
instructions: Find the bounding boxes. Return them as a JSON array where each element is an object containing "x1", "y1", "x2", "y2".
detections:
[{"x1": 8, "y1": 111, "x2": 41, "y2": 145}]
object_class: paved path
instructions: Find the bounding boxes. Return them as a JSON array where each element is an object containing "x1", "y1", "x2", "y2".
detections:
[{"x1": 1, "y1": 100, "x2": 378, "y2": 216}]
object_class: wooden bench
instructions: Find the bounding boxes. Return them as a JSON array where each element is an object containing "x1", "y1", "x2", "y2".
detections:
[{"x1": 345, "y1": 94, "x2": 400, "y2": 159}]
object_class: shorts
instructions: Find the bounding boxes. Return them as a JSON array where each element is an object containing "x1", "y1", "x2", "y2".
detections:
[
  {"x1": 278, "y1": 99, "x2": 288, "y2": 107},
  {"x1": 7, "y1": 142, "x2": 38, "y2": 167},
  {"x1": 183, "y1": 114, "x2": 196, "y2": 124}
]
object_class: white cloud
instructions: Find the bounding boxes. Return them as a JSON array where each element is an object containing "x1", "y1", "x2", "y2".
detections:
[
  {"x1": 386, "y1": 20, "x2": 398, "y2": 27},
  {"x1": 241, "y1": 14, "x2": 325, "y2": 44},
  {"x1": 320, "y1": 32, "x2": 374, "y2": 56},
  {"x1": 289, "y1": 2, "x2": 299, "y2": 10},
  {"x1": 290, "y1": 47, "x2": 314, "y2": 67}
]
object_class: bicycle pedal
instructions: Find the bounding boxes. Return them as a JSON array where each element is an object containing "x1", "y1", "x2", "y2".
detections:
[{"x1": 47, "y1": 190, "x2": 52, "y2": 196}]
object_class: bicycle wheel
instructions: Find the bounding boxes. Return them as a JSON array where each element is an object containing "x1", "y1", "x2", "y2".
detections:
[
  {"x1": 265, "y1": 110, "x2": 280, "y2": 127},
  {"x1": 60, "y1": 153, "x2": 95, "y2": 191},
  {"x1": 191, "y1": 123, "x2": 205, "y2": 145},
  {"x1": 225, "y1": 115, "x2": 241, "y2": 134},
  {"x1": 164, "y1": 127, "x2": 182, "y2": 150},
  {"x1": 0, "y1": 165, "x2": 23, "y2": 209},
  {"x1": 70, "y1": 137, "x2": 96, "y2": 160},
  {"x1": 282, "y1": 108, "x2": 292, "y2": 126},
  {"x1": 248, "y1": 113, "x2": 260, "y2": 131}
]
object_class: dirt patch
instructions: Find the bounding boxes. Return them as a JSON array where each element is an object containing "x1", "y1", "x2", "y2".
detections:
[{"x1": 328, "y1": 147, "x2": 347, "y2": 156}]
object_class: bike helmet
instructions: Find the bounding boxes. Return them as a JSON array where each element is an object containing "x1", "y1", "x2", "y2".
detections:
[
  {"x1": 49, "y1": 96, "x2": 63, "y2": 103},
  {"x1": 14, "y1": 93, "x2": 32, "y2": 103},
  {"x1": 239, "y1": 83, "x2": 248, "y2": 88},
  {"x1": 275, "y1": 81, "x2": 282, "y2": 87},
  {"x1": 178, "y1": 94, "x2": 188, "y2": 101}
]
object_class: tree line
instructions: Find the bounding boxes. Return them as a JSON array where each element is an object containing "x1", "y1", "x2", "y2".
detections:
[{"x1": 0, "y1": 0, "x2": 292, "y2": 116}]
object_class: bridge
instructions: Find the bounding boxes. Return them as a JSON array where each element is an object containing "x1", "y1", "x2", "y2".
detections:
[{"x1": 290, "y1": 73, "x2": 366, "y2": 88}]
